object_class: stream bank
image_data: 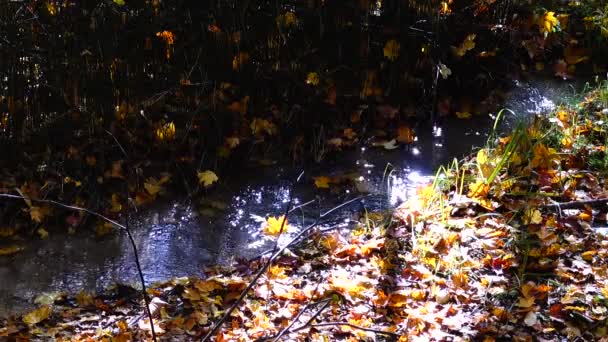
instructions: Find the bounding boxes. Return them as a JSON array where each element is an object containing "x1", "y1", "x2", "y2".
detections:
[{"x1": 0, "y1": 76, "x2": 587, "y2": 317}]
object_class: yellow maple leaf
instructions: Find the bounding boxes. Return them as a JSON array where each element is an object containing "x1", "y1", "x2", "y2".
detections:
[
  {"x1": 314, "y1": 176, "x2": 331, "y2": 189},
  {"x1": 263, "y1": 215, "x2": 291, "y2": 236},
  {"x1": 539, "y1": 11, "x2": 559, "y2": 34},
  {"x1": 23, "y1": 305, "x2": 52, "y2": 325},
  {"x1": 383, "y1": 40, "x2": 400, "y2": 61},
  {"x1": 197, "y1": 170, "x2": 218, "y2": 187}
]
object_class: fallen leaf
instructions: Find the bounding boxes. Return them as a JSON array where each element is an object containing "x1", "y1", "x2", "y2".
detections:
[{"x1": 23, "y1": 305, "x2": 52, "y2": 325}]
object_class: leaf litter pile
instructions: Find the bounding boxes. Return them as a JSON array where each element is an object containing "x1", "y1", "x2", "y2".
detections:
[{"x1": 7, "y1": 90, "x2": 608, "y2": 341}]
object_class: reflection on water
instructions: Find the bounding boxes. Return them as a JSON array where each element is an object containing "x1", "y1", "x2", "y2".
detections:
[{"x1": 0, "y1": 77, "x2": 586, "y2": 316}]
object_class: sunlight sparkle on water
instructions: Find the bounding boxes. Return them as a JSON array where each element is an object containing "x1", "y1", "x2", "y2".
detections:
[{"x1": 388, "y1": 170, "x2": 433, "y2": 206}]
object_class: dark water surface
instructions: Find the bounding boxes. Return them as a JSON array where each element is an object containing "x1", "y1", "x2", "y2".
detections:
[{"x1": 0, "y1": 77, "x2": 586, "y2": 316}]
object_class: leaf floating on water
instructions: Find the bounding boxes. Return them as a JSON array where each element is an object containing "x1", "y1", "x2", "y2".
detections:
[
  {"x1": 314, "y1": 176, "x2": 331, "y2": 189},
  {"x1": 0, "y1": 245, "x2": 23, "y2": 256},
  {"x1": 455, "y1": 111, "x2": 472, "y2": 119},
  {"x1": 198, "y1": 170, "x2": 218, "y2": 187},
  {"x1": 382, "y1": 139, "x2": 398, "y2": 150},
  {"x1": 263, "y1": 215, "x2": 291, "y2": 236},
  {"x1": 23, "y1": 305, "x2": 52, "y2": 325}
]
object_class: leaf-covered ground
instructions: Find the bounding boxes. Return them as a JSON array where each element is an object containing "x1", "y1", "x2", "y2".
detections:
[{"x1": 6, "y1": 87, "x2": 608, "y2": 341}]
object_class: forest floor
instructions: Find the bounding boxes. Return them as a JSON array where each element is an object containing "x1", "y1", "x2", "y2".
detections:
[{"x1": 5, "y1": 85, "x2": 608, "y2": 341}]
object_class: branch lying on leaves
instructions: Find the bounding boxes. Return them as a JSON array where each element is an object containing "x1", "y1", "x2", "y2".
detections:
[{"x1": 544, "y1": 198, "x2": 608, "y2": 210}]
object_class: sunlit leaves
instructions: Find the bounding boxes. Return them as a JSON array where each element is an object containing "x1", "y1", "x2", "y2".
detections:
[
  {"x1": 383, "y1": 39, "x2": 400, "y2": 61},
  {"x1": 530, "y1": 143, "x2": 558, "y2": 169},
  {"x1": 113, "y1": 0, "x2": 126, "y2": 5},
  {"x1": 197, "y1": 170, "x2": 218, "y2": 187}
]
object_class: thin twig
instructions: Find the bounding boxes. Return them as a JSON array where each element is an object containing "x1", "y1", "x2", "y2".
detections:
[
  {"x1": 107, "y1": 130, "x2": 157, "y2": 342},
  {"x1": 0, "y1": 193, "x2": 125, "y2": 228},
  {"x1": 544, "y1": 198, "x2": 608, "y2": 210},
  {"x1": 272, "y1": 299, "x2": 331, "y2": 341}
]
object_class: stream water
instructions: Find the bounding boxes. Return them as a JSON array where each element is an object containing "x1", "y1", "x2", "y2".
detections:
[{"x1": 0, "y1": 76, "x2": 587, "y2": 317}]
